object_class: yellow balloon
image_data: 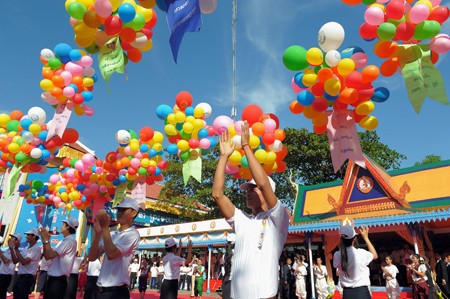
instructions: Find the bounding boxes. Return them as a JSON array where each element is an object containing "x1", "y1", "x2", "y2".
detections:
[
  {"x1": 177, "y1": 140, "x2": 189, "y2": 151},
  {"x1": 302, "y1": 73, "x2": 318, "y2": 87},
  {"x1": 0, "y1": 114, "x2": 11, "y2": 127},
  {"x1": 337, "y1": 58, "x2": 355, "y2": 76},
  {"x1": 416, "y1": 0, "x2": 432, "y2": 10},
  {"x1": 141, "y1": 39, "x2": 153, "y2": 52},
  {"x1": 304, "y1": 68, "x2": 315, "y2": 75},
  {"x1": 29, "y1": 123, "x2": 42, "y2": 135},
  {"x1": 355, "y1": 101, "x2": 375, "y2": 115},
  {"x1": 8, "y1": 143, "x2": 20, "y2": 154},
  {"x1": 193, "y1": 119, "x2": 204, "y2": 130},
  {"x1": 359, "y1": 115, "x2": 378, "y2": 130},
  {"x1": 40, "y1": 79, "x2": 54, "y2": 91},
  {"x1": 110, "y1": 0, "x2": 121, "y2": 11},
  {"x1": 78, "y1": 0, "x2": 94, "y2": 8},
  {"x1": 228, "y1": 150, "x2": 242, "y2": 166},
  {"x1": 228, "y1": 125, "x2": 236, "y2": 137},
  {"x1": 254, "y1": 149, "x2": 268, "y2": 163},
  {"x1": 194, "y1": 107, "x2": 204, "y2": 118},
  {"x1": 306, "y1": 47, "x2": 324, "y2": 66},
  {"x1": 249, "y1": 135, "x2": 260, "y2": 149},
  {"x1": 149, "y1": 160, "x2": 157, "y2": 167},
  {"x1": 167, "y1": 113, "x2": 176, "y2": 125},
  {"x1": 83, "y1": 77, "x2": 94, "y2": 87},
  {"x1": 152, "y1": 143, "x2": 163, "y2": 152},
  {"x1": 324, "y1": 77, "x2": 341, "y2": 96},
  {"x1": 75, "y1": 34, "x2": 96, "y2": 48},
  {"x1": 183, "y1": 122, "x2": 194, "y2": 134},
  {"x1": 122, "y1": 0, "x2": 137, "y2": 9},
  {"x1": 136, "y1": 5, "x2": 153, "y2": 22},
  {"x1": 164, "y1": 124, "x2": 177, "y2": 136},
  {"x1": 74, "y1": 22, "x2": 97, "y2": 38},
  {"x1": 175, "y1": 111, "x2": 186, "y2": 123},
  {"x1": 153, "y1": 131, "x2": 164, "y2": 143},
  {"x1": 370, "y1": 3, "x2": 386, "y2": 11},
  {"x1": 65, "y1": 0, "x2": 76, "y2": 10},
  {"x1": 266, "y1": 151, "x2": 277, "y2": 163},
  {"x1": 74, "y1": 105, "x2": 85, "y2": 116},
  {"x1": 141, "y1": 158, "x2": 150, "y2": 167},
  {"x1": 66, "y1": 203, "x2": 73, "y2": 210}
]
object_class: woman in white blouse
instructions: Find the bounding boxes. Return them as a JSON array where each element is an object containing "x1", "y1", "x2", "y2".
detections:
[
  {"x1": 408, "y1": 254, "x2": 428, "y2": 299},
  {"x1": 295, "y1": 257, "x2": 308, "y2": 299},
  {"x1": 313, "y1": 257, "x2": 328, "y2": 299},
  {"x1": 382, "y1": 256, "x2": 400, "y2": 299}
]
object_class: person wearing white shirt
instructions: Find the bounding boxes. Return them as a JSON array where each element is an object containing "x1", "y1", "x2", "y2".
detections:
[
  {"x1": 34, "y1": 254, "x2": 52, "y2": 299},
  {"x1": 128, "y1": 259, "x2": 139, "y2": 290},
  {"x1": 382, "y1": 256, "x2": 400, "y2": 299},
  {"x1": 40, "y1": 217, "x2": 78, "y2": 299},
  {"x1": 0, "y1": 236, "x2": 15, "y2": 299},
  {"x1": 64, "y1": 255, "x2": 84, "y2": 299},
  {"x1": 149, "y1": 262, "x2": 158, "y2": 289},
  {"x1": 8, "y1": 228, "x2": 41, "y2": 299},
  {"x1": 160, "y1": 238, "x2": 192, "y2": 299},
  {"x1": 408, "y1": 254, "x2": 429, "y2": 299},
  {"x1": 189, "y1": 257, "x2": 198, "y2": 296},
  {"x1": 295, "y1": 258, "x2": 308, "y2": 299},
  {"x1": 179, "y1": 264, "x2": 191, "y2": 290},
  {"x1": 156, "y1": 262, "x2": 164, "y2": 291},
  {"x1": 313, "y1": 257, "x2": 328, "y2": 299},
  {"x1": 212, "y1": 122, "x2": 290, "y2": 299},
  {"x1": 84, "y1": 257, "x2": 102, "y2": 299},
  {"x1": 88, "y1": 197, "x2": 140, "y2": 299},
  {"x1": 333, "y1": 219, "x2": 377, "y2": 299}
]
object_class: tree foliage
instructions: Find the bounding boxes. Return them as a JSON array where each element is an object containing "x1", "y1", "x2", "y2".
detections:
[
  {"x1": 158, "y1": 128, "x2": 406, "y2": 219},
  {"x1": 414, "y1": 154, "x2": 442, "y2": 166}
]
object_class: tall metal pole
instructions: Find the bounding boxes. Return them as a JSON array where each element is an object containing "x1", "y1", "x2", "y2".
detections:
[{"x1": 231, "y1": 0, "x2": 237, "y2": 119}]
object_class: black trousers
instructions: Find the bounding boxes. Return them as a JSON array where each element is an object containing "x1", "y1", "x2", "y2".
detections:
[
  {"x1": 64, "y1": 273, "x2": 79, "y2": 299},
  {"x1": 84, "y1": 276, "x2": 98, "y2": 299},
  {"x1": 342, "y1": 286, "x2": 371, "y2": 299},
  {"x1": 160, "y1": 279, "x2": 178, "y2": 299},
  {"x1": 44, "y1": 275, "x2": 67, "y2": 299},
  {"x1": 129, "y1": 272, "x2": 137, "y2": 289},
  {"x1": 13, "y1": 274, "x2": 35, "y2": 299},
  {"x1": 96, "y1": 285, "x2": 129, "y2": 299},
  {"x1": 0, "y1": 274, "x2": 12, "y2": 299},
  {"x1": 222, "y1": 280, "x2": 232, "y2": 299},
  {"x1": 179, "y1": 274, "x2": 186, "y2": 289}
]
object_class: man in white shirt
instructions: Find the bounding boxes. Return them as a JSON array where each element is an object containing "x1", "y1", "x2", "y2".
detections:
[
  {"x1": 0, "y1": 236, "x2": 16, "y2": 299},
  {"x1": 212, "y1": 121, "x2": 290, "y2": 299},
  {"x1": 40, "y1": 217, "x2": 78, "y2": 299},
  {"x1": 128, "y1": 259, "x2": 139, "y2": 290},
  {"x1": 84, "y1": 257, "x2": 102, "y2": 299},
  {"x1": 9, "y1": 228, "x2": 41, "y2": 299},
  {"x1": 149, "y1": 262, "x2": 158, "y2": 289},
  {"x1": 88, "y1": 197, "x2": 141, "y2": 299},
  {"x1": 160, "y1": 238, "x2": 192, "y2": 299},
  {"x1": 34, "y1": 254, "x2": 52, "y2": 299}
]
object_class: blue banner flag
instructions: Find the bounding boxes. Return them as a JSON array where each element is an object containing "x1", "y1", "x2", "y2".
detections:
[{"x1": 165, "y1": 0, "x2": 202, "y2": 63}]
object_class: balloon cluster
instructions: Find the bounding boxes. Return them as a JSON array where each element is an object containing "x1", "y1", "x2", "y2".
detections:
[
  {"x1": 0, "y1": 107, "x2": 79, "y2": 173},
  {"x1": 156, "y1": 91, "x2": 217, "y2": 162},
  {"x1": 40, "y1": 43, "x2": 97, "y2": 116},
  {"x1": 344, "y1": 0, "x2": 450, "y2": 68},
  {"x1": 112, "y1": 127, "x2": 167, "y2": 184},
  {"x1": 213, "y1": 105, "x2": 288, "y2": 180},
  {"x1": 283, "y1": 22, "x2": 389, "y2": 134},
  {"x1": 66, "y1": 0, "x2": 157, "y2": 63}
]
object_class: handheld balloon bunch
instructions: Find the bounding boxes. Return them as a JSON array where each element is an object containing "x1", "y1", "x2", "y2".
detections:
[
  {"x1": 283, "y1": 22, "x2": 389, "y2": 134},
  {"x1": 0, "y1": 107, "x2": 79, "y2": 174},
  {"x1": 66, "y1": 0, "x2": 157, "y2": 63},
  {"x1": 40, "y1": 43, "x2": 96, "y2": 116},
  {"x1": 213, "y1": 105, "x2": 288, "y2": 180}
]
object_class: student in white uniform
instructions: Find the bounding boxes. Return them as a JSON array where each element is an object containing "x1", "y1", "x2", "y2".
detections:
[
  {"x1": 382, "y1": 256, "x2": 400, "y2": 299},
  {"x1": 149, "y1": 262, "x2": 158, "y2": 289},
  {"x1": 160, "y1": 238, "x2": 192, "y2": 299},
  {"x1": 64, "y1": 254, "x2": 84, "y2": 299},
  {"x1": 9, "y1": 228, "x2": 41, "y2": 299},
  {"x1": 333, "y1": 218, "x2": 377, "y2": 299},
  {"x1": 0, "y1": 236, "x2": 16, "y2": 299},
  {"x1": 88, "y1": 197, "x2": 141, "y2": 299},
  {"x1": 314, "y1": 257, "x2": 328, "y2": 299},
  {"x1": 40, "y1": 217, "x2": 78, "y2": 299},
  {"x1": 84, "y1": 257, "x2": 102, "y2": 299},
  {"x1": 34, "y1": 253, "x2": 52, "y2": 299},
  {"x1": 295, "y1": 258, "x2": 308, "y2": 299},
  {"x1": 212, "y1": 121, "x2": 290, "y2": 299}
]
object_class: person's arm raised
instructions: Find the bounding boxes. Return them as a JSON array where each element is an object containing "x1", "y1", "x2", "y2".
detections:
[
  {"x1": 212, "y1": 131, "x2": 236, "y2": 219},
  {"x1": 360, "y1": 226, "x2": 378, "y2": 260},
  {"x1": 241, "y1": 121, "x2": 278, "y2": 209}
]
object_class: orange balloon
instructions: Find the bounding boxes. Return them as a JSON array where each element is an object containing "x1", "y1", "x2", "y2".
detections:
[
  {"x1": 380, "y1": 57, "x2": 400, "y2": 77},
  {"x1": 303, "y1": 106, "x2": 320, "y2": 119},
  {"x1": 9, "y1": 110, "x2": 24, "y2": 121},
  {"x1": 52, "y1": 75, "x2": 66, "y2": 88},
  {"x1": 274, "y1": 129, "x2": 286, "y2": 141},
  {"x1": 313, "y1": 125, "x2": 327, "y2": 134},
  {"x1": 42, "y1": 68, "x2": 54, "y2": 80},
  {"x1": 50, "y1": 87, "x2": 63, "y2": 97},
  {"x1": 361, "y1": 65, "x2": 379, "y2": 83},
  {"x1": 251, "y1": 122, "x2": 265, "y2": 136},
  {"x1": 127, "y1": 49, "x2": 142, "y2": 63},
  {"x1": 289, "y1": 100, "x2": 304, "y2": 114},
  {"x1": 338, "y1": 88, "x2": 359, "y2": 104},
  {"x1": 374, "y1": 40, "x2": 398, "y2": 59},
  {"x1": 317, "y1": 68, "x2": 334, "y2": 82},
  {"x1": 72, "y1": 76, "x2": 84, "y2": 87},
  {"x1": 342, "y1": 0, "x2": 362, "y2": 4}
]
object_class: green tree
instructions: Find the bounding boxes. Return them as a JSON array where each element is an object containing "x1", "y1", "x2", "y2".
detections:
[
  {"x1": 158, "y1": 128, "x2": 406, "y2": 218},
  {"x1": 414, "y1": 154, "x2": 442, "y2": 166}
]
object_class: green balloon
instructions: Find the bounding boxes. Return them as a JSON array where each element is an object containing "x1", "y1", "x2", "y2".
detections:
[
  {"x1": 138, "y1": 167, "x2": 147, "y2": 175},
  {"x1": 15, "y1": 152, "x2": 28, "y2": 163},
  {"x1": 68, "y1": 2, "x2": 87, "y2": 20},
  {"x1": 126, "y1": 14, "x2": 145, "y2": 31},
  {"x1": 70, "y1": 158, "x2": 78, "y2": 168},
  {"x1": 377, "y1": 22, "x2": 396, "y2": 41},
  {"x1": 179, "y1": 130, "x2": 191, "y2": 140},
  {"x1": 282, "y1": 45, "x2": 308, "y2": 71},
  {"x1": 180, "y1": 150, "x2": 190, "y2": 162},
  {"x1": 128, "y1": 129, "x2": 138, "y2": 139},
  {"x1": 414, "y1": 21, "x2": 441, "y2": 41},
  {"x1": 362, "y1": 0, "x2": 376, "y2": 4},
  {"x1": 48, "y1": 58, "x2": 62, "y2": 70},
  {"x1": 32, "y1": 180, "x2": 44, "y2": 190},
  {"x1": 241, "y1": 156, "x2": 249, "y2": 168},
  {"x1": 6, "y1": 120, "x2": 19, "y2": 132}
]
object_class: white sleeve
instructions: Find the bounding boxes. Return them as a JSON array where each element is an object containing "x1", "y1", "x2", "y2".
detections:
[
  {"x1": 268, "y1": 201, "x2": 289, "y2": 231},
  {"x1": 115, "y1": 230, "x2": 140, "y2": 256}
]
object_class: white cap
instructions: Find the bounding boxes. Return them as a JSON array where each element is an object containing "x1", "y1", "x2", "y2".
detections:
[
  {"x1": 165, "y1": 238, "x2": 177, "y2": 248},
  {"x1": 239, "y1": 176, "x2": 276, "y2": 193},
  {"x1": 0, "y1": 236, "x2": 4, "y2": 244},
  {"x1": 339, "y1": 217, "x2": 356, "y2": 239},
  {"x1": 226, "y1": 233, "x2": 236, "y2": 244},
  {"x1": 62, "y1": 217, "x2": 79, "y2": 229},
  {"x1": 25, "y1": 228, "x2": 40, "y2": 236},
  {"x1": 114, "y1": 197, "x2": 140, "y2": 212},
  {"x1": 10, "y1": 233, "x2": 23, "y2": 243}
]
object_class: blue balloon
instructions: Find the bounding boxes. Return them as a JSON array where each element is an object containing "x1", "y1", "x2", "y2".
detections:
[
  {"x1": 198, "y1": 128, "x2": 208, "y2": 139},
  {"x1": 92, "y1": 74, "x2": 98, "y2": 82},
  {"x1": 185, "y1": 106, "x2": 195, "y2": 116},
  {"x1": 156, "y1": 104, "x2": 173, "y2": 120},
  {"x1": 39, "y1": 131, "x2": 48, "y2": 141},
  {"x1": 294, "y1": 73, "x2": 307, "y2": 88},
  {"x1": 118, "y1": 3, "x2": 136, "y2": 23},
  {"x1": 76, "y1": 185, "x2": 86, "y2": 191},
  {"x1": 119, "y1": 175, "x2": 127, "y2": 182},
  {"x1": 340, "y1": 46, "x2": 364, "y2": 59},
  {"x1": 154, "y1": 167, "x2": 161, "y2": 176},
  {"x1": 156, "y1": 0, "x2": 166, "y2": 11},
  {"x1": 140, "y1": 144, "x2": 149, "y2": 152},
  {"x1": 20, "y1": 118, "x2": 32, "y2": 130},
  {"x1": 41, "y1": 150, "x2": 51, "y2": 159},
  {"x1": 324, "y1": 92, "x2": 338, "y2": 102},
  {"x1": 69, "y1": 49, "x2": 82, "y2": 62},
  {"x1": 54, "y1": 43, "x2": 72, "y2": 59},
  {"x1": 208, "y1": 137, "x2": 218, "y2": 148},
  {"x1": 371, "y1": 87, "x2": 390, "y2": 103},
  {"x1": 297, "y1": 90, "x2": 314, "y2": 106},
  {"x1": 167, "y1": 144, "x2": 178, "y2": 155},
  {"x1": 69, "y1": 84, "x2": 79, "y2": 93},
  {"x1": 148, "y1": 148, "x2": 157, "y2": 158},
  {"x1": 81, "y1": 91, "x2": 93, "y2": 102}
]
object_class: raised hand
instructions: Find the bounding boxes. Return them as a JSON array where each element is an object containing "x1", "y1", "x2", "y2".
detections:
[
  {"x1": 219, "y1": 131, "x2": 235, "y2": 157},
  {"x1": 241, "y1": 121, "x2": 250, "y2": 147},
  {"x1": 359, "y1": 226, "x2": 370, "y2": 239}
]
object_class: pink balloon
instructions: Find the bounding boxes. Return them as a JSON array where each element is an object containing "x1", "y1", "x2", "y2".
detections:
[
  {"x1": 234, "y1": 120, "x2": 244, "y2": 134},
  {"x1": 291, "y1": 77, "x2": 303, "y2": 93},
  {"x1": 213, "y1": 115, "x2": 234, "y2": 135},
  {"x1": 82, "y1": 153, "x2": 95, "y2": 166},
  {"x1": 69, "y1": 17, "x2": 78, "y2": 26},
  {"x1": 83, "y1": 105, "x2": 95, "y2": 116},
  {"x1": 60, "y1": 71, "x2": 73, "y2": 85},
  {"x1": 66, "y1": 169, "x2": 75, "y2": 178},
  {"x1": 409, "y1": 4, "x2": 430, "y2": 24},
  {"x1": 430, "y1": 35, "x2": 450, "y2": 54},
  {"x1": 95, "y1": 167, "x2": 103, "y2": 174},
  {"x1": 65, "y1": 62, "x2": 84, "y2": 76},
  {"x1": 364, "y1": 6, "x2": 385, "y2": 26},
  {"x1": 75, "y1": 160, "x2": 85, "y2": 171},
  {"x1": 99, "y1": 185, "x2": 108, "y2": 193},
  {"x1": 130, "y1": 158, "x2": 141, "y2": 169},
  {"x1": 63, "y1": 86, "x2": 75, "y2": 98},
  {"x1": 199, "y1": 138, "x2": 211, "y2": 149},
  {"x1": 80, "y1": 56, "x2": 93, "y2": 68},
  {"x1": 225, "y1": 163, "x2": 240, "y2": 175},
  {"x1": 264, "y1": 119, "x2": 277, "y2": 133},
  {"x1": 351, "y1": 52, "x2": 368, "y2": 69},
  {"x1": 94, "y1": 0, "x2": 112, "y2": 18},
  {"x1": 49, "y1": 174, "x2": 60, "y2": 184}
]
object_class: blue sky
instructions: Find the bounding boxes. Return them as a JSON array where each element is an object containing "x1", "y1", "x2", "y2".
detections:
[{"x1": 0, "y1": 0, "x2": 449, "y2": 169}]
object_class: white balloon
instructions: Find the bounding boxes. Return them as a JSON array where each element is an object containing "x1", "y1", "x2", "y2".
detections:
[
  {"x1": 30, "y1": 148, "x2": 43, "y2": 159},
  {"x1": 232, "y1": 135, "x2": 242, "y2": 148},
  {"x1": 115, "y1": 130, "x2": 131, "y2": 144},
  {"x1": 325, "y1": 50, "x2": 341, "y2": 67},
  {"x1": 22, "y1": 132, "x2": 34, "y2": 144},
  {"x1": 196, "y1": 102, "x2": 212, "y2": 118},
  {"x1": 40, "y1": 48, "x2": 55, "y2": 61},
  {"x1": 27, "y1": 107, "x2": 47, "y2": 124},
  {"x1": 318, "y1": 22, "x2": 345, "y2": 52},
  {"x1": 131, "y1": 32, "x2": 148, "y2": 49},
  {"x1": 268, "y1": 140, "x2": 283, "y2": 152}
]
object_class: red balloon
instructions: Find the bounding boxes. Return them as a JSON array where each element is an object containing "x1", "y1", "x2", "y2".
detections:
[
  {"x1": 242, "y1": 104, "x2": 263, "y2": 126},
  {"x1": 312, "y1": 97, "x2": 329, "y2": 112},
  {"x1": 175, "y1": 91, "x2": 193, "y2": 111},
  {"x1": 262, "y1": 133, "x2": 275, "y2": 145},
  {"x1": 385, "y1": 0, "x2": 404, "y2": 20},
  {"x1": 104, "y1": 16, "x2": 123, "y2": 36},
  {"x1": 311, "y1": 82, "x2": 325, "y2": 96},
  {"x1": 147, "y1": 9, "x2": 158, "y2": 28},
  {"x1": 141, "y1": 27, "x2": 154, "y2": 39},
  {"x1": 359, "y1": 23, "x2": 378, "y2": 40},
  {"x1": 127, "y1": 49, "x2": 142, "y2": 63},
  {"x1": 345, "y1": 71, "x2": 363, "y2": 89},
  {"x1": 358, "y1": 84, "x2": 375, "y2": 101},
  {"x1": 428, "y1": 6, "x2": 449, "y2": 24},
  {"x1": 395, "y1": 22, "x2": 416, "y2": 42},
  {"x1": 62, "y1": 128, "x2": 79, "y2": 144},
  {"x1": 139, "y1": 126, "x2": 154, "y2": 142}
]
